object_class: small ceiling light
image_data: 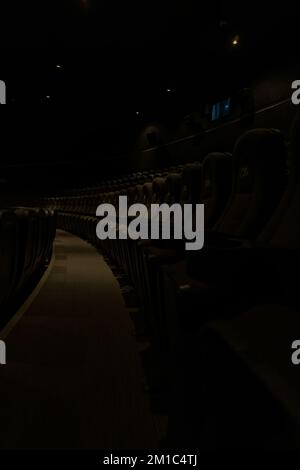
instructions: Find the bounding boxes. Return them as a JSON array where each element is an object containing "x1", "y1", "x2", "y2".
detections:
[
  {"x1": 166, "y1": 88, "x2": 172, "y2": 93},
  {"x1": 232, "y1": 35, "x2": 240, "y2": 47},
  {"x1": 56, "y1": 64, "x2": 62, "y2": 69}
]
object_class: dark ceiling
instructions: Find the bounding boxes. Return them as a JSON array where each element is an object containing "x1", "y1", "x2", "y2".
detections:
[
  {"x1": 0, "y1": 1, "x2": 297, "y2": 105},
  {"x1": 0, "y1": 0, "x2": 298, "y2": 169},
  {"x1": 0, "y1": 1, "x2": 293, "y2": 49}
]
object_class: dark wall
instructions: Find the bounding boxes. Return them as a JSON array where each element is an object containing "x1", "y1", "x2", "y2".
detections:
[{"x1": 129, "y1": 73, "x2": 297, "y2": 172}]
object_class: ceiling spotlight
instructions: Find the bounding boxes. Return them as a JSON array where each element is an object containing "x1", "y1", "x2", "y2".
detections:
[
  {"x1": 166, "y1": 88, "x2": 172, "y2": 93},
  {"x1": 232, "y1": 35, "x2": 240, "y2": 47},
  {"x1": 56, "y1": 64, "x2": 62, "y2": 69}
]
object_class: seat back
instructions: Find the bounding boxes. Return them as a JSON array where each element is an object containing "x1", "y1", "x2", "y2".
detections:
[
  {"x1": 165, "y1": 173, "x2": 182, "y2": 205},
  {"x1": 259, "y1": 113, "x2": 300, "y2": 247},
  {"x1": 0, "y1": 210, "x2": 18, "y2": 307},
  {"x1": 215, "y1": 129, "x2": 287, "y2": 239},
  {"x1": 142, "y1": 182, "x2": 153, "y2": 208},
  {"x1": 152, "y1": 177, "x2": 167, "y2": 205},
  {"x1": 201, "y1": 152, "x2": 233, "y2": 229},
  {"x1": 180, "y1": 163, "x2": 202, "y2": 204}
]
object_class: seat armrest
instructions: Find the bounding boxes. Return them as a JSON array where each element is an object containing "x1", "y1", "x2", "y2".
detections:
[
  {"x1": 186, "y1": 237, "x2": 253, "y2": 280},
  {"x1": 185, "y1": 242, "x2": 290, "y2": 300},
  {"x1": 204, "y1": 231, "x2": 248, "y2": 249}
]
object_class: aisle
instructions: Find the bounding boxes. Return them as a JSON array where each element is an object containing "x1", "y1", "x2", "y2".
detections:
[{"x1": 0, "y1": 230, "x2": 159, "y2": 449}]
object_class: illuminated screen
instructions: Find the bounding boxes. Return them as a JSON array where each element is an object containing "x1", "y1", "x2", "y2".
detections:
[{"x1": 211, "y1": 97, "x2": 231, "y2": 121}]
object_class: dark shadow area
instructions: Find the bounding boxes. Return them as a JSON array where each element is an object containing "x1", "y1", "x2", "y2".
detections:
[{"x1": 1, "y1": 0, "x2": 300, "y2": 454}]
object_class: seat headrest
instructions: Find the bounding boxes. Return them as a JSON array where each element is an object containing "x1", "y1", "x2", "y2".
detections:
[
  {"x1": 143, "y1": 182, "x2": 153, "y2": 194},
  {"x1": 152, "y1": 177, "x2": 166, "y2": 191},
  {"x1": 182, "y1": 162, "x2": 202, "y2": 182},
  {"x1": 133, "y1": 184, "x2": 144, "y2": 203},
  {"x1": 181, "y1": 163, "x2": 202, "y2": 203},
  {"x1": 234, "y1": 129, "x2": 287, "y2": 193},
  {"x1": 152, "y1": 177, "x2": 166, "y2": 203},
  {"x1": 234, "y1": 128, "x2": 285, "y2": 162},
  {"x1": 202, "y1": 152, "x2": 232, "y2": 198},
  {"x1": 203, "y1": 152, "x2": 232, "y2": 166},
  {"x1": 166, "y1": 173, "x2": 181, "y2": 188},
  {"x1": 165, "y1": 173, "x2": 182, "y2": 203}
]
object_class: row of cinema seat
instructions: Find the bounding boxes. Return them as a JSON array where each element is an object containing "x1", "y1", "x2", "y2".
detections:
[
  {"x1": 45, "y1": 113, "x2": 300, "y2": 447},
  {"x1": 46, "y1": 158, "x2": 232, "y2": 337},
  {"x1": 0, "y1": 207, "x2": 56, "y2": 328},
  {"x1": 163, "y1": 117, "x2": 300, "y2": 447},
  {"x1": 48, "y1": 128, "x2": 286, "y2": 348}
]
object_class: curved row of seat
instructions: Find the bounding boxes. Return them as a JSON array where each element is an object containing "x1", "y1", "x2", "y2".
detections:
[
  {"x1": 46, "y1": 127, "x2": 288, "y2": 343},
  {"x1": 46, "y1": 156, "x2": 233, "y2": 331},
  {"x1": 162, "y1": 117, "x2": 300, "y2": 447},
  {"x1": 0, "y1": 207, "x2": 56, "y2": 327},
  {"x1": 45, "y1": 114, "x2": 300, "y2": 447}
]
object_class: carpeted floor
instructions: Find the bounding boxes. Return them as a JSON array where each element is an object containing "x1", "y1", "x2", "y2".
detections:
[{"x1": 0, "y1": 230, "x2": 159, "y2": 449}]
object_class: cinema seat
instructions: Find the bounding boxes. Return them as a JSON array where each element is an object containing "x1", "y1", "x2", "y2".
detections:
[
  {"x1": 164, "y1": 115, "x2": 300, "y2": 445},
  {"x1": 160, "y1": 128, "x2": 288, "y2": 348},
  {"x1": 121, "y1": 164, "x2": 202, "y2": 340},
  {"x1": 164, "y1": 172, "x2": 182, "y2": 205},
  {"x1": 213, "y1": 129, "x2": 287, "y2": 239},
  {"x1": 51, "y1": 158, "x2": 233, "y2": 346},
  {"x1": 171, "y1": 117, "x2": 300, "y2": 441},
  {"x1": 206, "y1": 110, "x2": 300, "y2": 354},
  {"x1": 181, "y1": 162, "x2": 203, "y2": 204},
  {"x1": 0, "y1": 206, "x2": 56, "y2": 327},
  {"x1": 166, "y1": 313, "x2": 299, "y2": 449},
  {"x1": 0, "y1": 210, "x2": 19, "y2": 308},
  {"x1": 202, "y1": 152, "x2": 233, "y2": 227},
  {"x1": 140, "y1": 155, "x2": 233, "y2": 346}
]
